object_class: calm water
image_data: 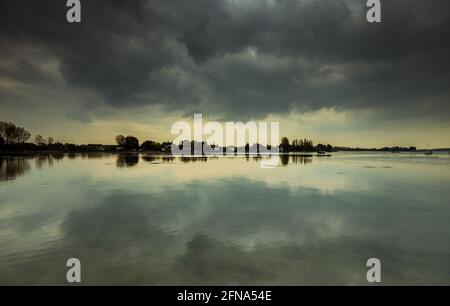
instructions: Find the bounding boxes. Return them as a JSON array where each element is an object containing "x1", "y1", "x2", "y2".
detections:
[{"x1": 1, "y1": 152, "x2": 450, "y2": 285}]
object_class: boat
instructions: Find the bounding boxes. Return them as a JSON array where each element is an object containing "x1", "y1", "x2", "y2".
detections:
[
  {"x1": 425, "y1": 150, "x2": 433, "y2": 155},
  {"x1": 316, "y1": 151, "x2": 331, "y2": 157}
]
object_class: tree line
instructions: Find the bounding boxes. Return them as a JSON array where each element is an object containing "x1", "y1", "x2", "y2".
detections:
[
  {"x1": 1, "y1": 121, "x2": 334, "y2": 153},
  {"x1": 0, "y1": 121, "x2": 58, "y2": 150},
  {"x1": 115, "y1": 134, "x2": 172, "y2": 151},
  {"x1": 280, "y1": 137, "x2": 334, "y2": 152},
  {"x1": 0, "y1": 122, "x2": 31, "y2": 145}
]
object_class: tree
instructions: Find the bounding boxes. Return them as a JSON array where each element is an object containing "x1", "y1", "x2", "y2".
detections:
[
  {"x1": 0, "y1": 136, "x2": 4, "y2": 146},
  {"x1": 35, "y1": 134, "x2": 45, "y2": 146},
  {"x1": 47, "y1": 137, "x2": 54, "y2": 145},
  {"x1": 316, "y1": 143, "x2": 327, "y2": 151},
  {"x1": 115, "y1": 135, "x2": 126, "y2": 146},
  {"x1": 5, "y1": 123, "x2": 15, "y2": 144},
  {"x1": 141, "y1": 140, "x2": 154, "y2": 150},
  {"x1": 0, "y1": 122, "x2": 8, "y2": 142},
  {"x1": 141, "y1": 140, "x2": 161, "y2": 151},
  {"x1": 3, "y1": 122, "x2": 17, "y2": 144},
  {"x1": 301, "y1": 139, "x2": 314, "y2": 151},
  {"x1": 0, "y1": 121, "x2": 31, "y2": 144},
  {"x1": 280, "y1": 137, "x2": 290, "y2": 152},
  {"x1": 16, "y1": 127, "x2": 31, "y2": 143},
  {"x1": 125, "y1": 136, "x2": 139, "y2": 150}
]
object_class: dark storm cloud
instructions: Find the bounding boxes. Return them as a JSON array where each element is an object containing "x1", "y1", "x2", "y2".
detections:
[{"x1": 0, "y1": 0, "x2": 449, "y2": 119}]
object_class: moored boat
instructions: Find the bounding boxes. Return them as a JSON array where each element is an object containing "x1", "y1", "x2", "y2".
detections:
[{"x1": 317, "y1": 151, "x2": 331, "y2": 157}]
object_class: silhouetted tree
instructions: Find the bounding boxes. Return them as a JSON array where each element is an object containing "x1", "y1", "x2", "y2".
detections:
[
  {"x1": 315, "y1": 143, "x2": 333, "y2": 152},
  {"x1": 64, "y1": 143, "x2": 77, "y2": 152},
  {"x1": 141, "y1": 140, "x2": 154, "y2": 149},
  {"x1": 34, "y1": 134, "x2": 45, "y2": 146},
  {"x1": 316, "y1": 143, "x2": 326, "y2": 151},
  {"x1": 0, "y1": 122, "x2": 10, "y2": 144},
  {"x1": 300, "y1": 139, "x2": 314, "y2": 151},
  {"x1": 141, "y1": 140, "x2": 161, "y2": 151},
  {"x1": 125, "y1": 136, "x2": 139, "y2": 150},
  {"x1": 280, "y1": 137, "x2": 290, "y2": 152},
  {"x1": 0, "y1": 122, "x2": 6, "y2": 141},
  {"x1": 15, "y1": 127, "x2": 31, "y2": 143},
  {"x1": 47, "y1": 137, "x2": 54, "y2": 146},
  {"x1": 6, "y1": 124, "x2": 16, "y2": 143},
  {"x1": 115, "y1": 135, "x2": 126, "y2": 146},
  {"x1": 0, "y1": 136, "x2": 4, "y2": 146},
  {"x1": 0, "y1": 121, "x2": 31, "y2": 144}
]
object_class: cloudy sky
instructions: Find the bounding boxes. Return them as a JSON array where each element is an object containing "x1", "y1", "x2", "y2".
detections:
[{"x1": 1, "y1": 0, "x2": 449, "y2": 147}]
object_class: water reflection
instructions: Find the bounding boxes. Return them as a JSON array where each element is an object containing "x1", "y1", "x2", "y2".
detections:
[
  {"x1": 142, "y1": 155, "x2": 160, "y2": 163},
  {"x1": 2, "y1": 154, "x2": 318, "y2": 176},
  {"x1": 141, "y1": 155, "x2": 176, "y2": 164},
  {"x1": 67, "y1": 153, "x2": 77, "y2": 159},
  {"x1": 162, "y1": 156, "x2": 175, "y2": 163},
  {"x1": 86, "y1": 153, "x2": 108, "y2": 159},
  {"x1": 0, "y1": 157, "x2": 32, "y2": 181},
  {"x1": 79, "y1": 152, "x2": 113, "y2": 159},
  {"x1": 33, "y1": 153, "x2": 64, "y2": 169},
  {"x1": 116, "y1": 154, "x2": 139, "y2": 167},
  {"x1": 1, "y1": 153, "x2": 450, "y2": 285},
  {"x1": 35, "y1": 155, "x2": 51, "y2": 169},
  {"x1": 1, "y1": 154, "x2": 66, "y2": 181},
  {"x1": 280, "y1": 154, "x2": 313, "y2": 166},
  {"x1": 179, "y1": 156, "x2": 208, "y2": 163},
  {"x1": 140, "y1": 154, "x2": 314, "y2": 166}
]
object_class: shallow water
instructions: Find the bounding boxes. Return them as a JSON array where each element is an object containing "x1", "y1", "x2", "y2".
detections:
[{"x1": 1, "y1": 152, "x2": 450, "y2": 285}]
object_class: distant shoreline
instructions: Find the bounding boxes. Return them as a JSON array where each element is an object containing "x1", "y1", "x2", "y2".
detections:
[
  {"x1": 1, "y1": 149, "x2": 449, "y2": 157},
  {"x1": 0, "y1": 149, "x2": 168, "y2": 156}
]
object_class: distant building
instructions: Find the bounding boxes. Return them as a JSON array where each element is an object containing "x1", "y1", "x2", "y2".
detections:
[{"x1": 87, "y1": 144, "x2": 105, "y2": 151}]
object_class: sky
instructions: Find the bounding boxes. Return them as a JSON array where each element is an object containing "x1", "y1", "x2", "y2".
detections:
[{"x1": 0, "y1": 0, "x2": 449, "y2": 148}]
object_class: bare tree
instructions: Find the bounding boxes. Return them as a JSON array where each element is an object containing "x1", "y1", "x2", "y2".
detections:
[
  {"x1": 47, "y1": 137, "x2": 54, "y2": 145},
  {"x1": 5, "y1": 122, "x2": 16, "y2": 144},
  {"x1": 0, "y1": 121, "x2": 31, "y2": 144},
  {"x1": 115, "y1": 135, "x2": 126, "y2": 146},
  {"x1": 0, "y1": 122, "x2": 7, "y2": 140},
  {"x1": 17, "y1": 127, "x2": 31, "y2": 143},
  {"x1": 35, "y1": 134, "x2": 45, "y2": 146}
]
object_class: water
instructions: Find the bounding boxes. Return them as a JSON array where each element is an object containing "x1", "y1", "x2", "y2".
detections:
[{"x1": 1, "y1": 152, "x2": 450, "y2": 285}]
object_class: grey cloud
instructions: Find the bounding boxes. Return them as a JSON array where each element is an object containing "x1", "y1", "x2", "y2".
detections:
[{"x1": 0, "y1": 0, "x2": 449, "y2": 120}]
